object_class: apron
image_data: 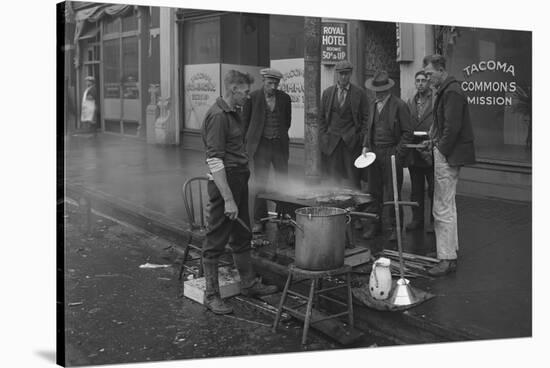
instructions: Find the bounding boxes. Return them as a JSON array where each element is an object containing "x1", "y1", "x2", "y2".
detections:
[{"x1": 80, "y1": 86, "x2": 96, "y2": 123}]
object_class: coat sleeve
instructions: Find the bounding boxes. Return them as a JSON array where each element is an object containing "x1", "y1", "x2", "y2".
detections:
[
  {"x1": 319, "y1": 89, "x2": 328, "y2": 135},
  {"x1": 359, "y1": 89, "x2": 369, "y2": 139},
  {"x1": 437, "y1": 90, "x2": 465, "y2": 157},
  {"x1": 362, "y1": 102, "x2": 372, "y2": 150},
  {"x1": 285, "y1": 93, "x2": 292, "y2": 131},
  {"x1": 203, "y1": 113, "x2": 227, "y2": 161},
  {"x1": 396, "y1": 102, "x2": 414, "y2": 160},
  {"x1": 241, "y1": 95, "x2": 253, "y2": 134}
]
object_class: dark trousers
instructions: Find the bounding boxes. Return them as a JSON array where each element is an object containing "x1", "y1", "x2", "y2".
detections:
[
  {"x1": 325, "y1": 139, "x2": 361, "y2": 189},
  {"x1": 367, "y1": 145, "x2": 403, "y2": 229},
  {"x1": 253, "y1": 137, "x2": 289, "y2": 222},
  {"x1": 409, "y1": 165, "x2": 434, "y2": 224},
  {"x1": 203, "y1": 169, "x2": 252, "y2": 260}
]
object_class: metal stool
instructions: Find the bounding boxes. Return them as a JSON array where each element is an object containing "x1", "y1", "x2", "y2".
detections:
[{"x1": 272, "y1": 264, "x2": 354, "y2": 345}]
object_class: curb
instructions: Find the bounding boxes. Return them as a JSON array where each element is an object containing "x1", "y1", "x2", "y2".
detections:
[{"x1": 65, "y1": 182, "x2": 482, "y2": 345}]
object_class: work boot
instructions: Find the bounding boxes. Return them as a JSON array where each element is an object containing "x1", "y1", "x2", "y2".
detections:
[
  {"x1": 427, "y1": 259, "x2": 457, "y2": 277},
  {"x1": 362, "y1": 223, "x2": 381, "y2": 240},
  {"x1": 203, "y1": 259, "x2": 233, "y2": 314},
  {"x1": 406, "y1": 220, "x2": 424, "y2": 231},
  {"x1": 233, "y1": 251, "x2": 278, "y2": 297},
  {"x1": 241, "y1": 278, "x2": 278, "y2": 297}
]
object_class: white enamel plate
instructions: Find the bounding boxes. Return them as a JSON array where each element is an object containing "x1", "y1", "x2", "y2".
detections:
[{"x1": 354, "y1": 152, "x2": 376, "y2": 168}]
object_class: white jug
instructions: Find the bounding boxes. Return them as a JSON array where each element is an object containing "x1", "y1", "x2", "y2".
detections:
[{"x1": 369, "y1": 257, "x2": 392, "y2": 300}]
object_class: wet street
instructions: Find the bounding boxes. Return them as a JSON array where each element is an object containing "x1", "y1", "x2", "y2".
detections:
[{"x1": 63, "y1": 201, "x2": 390, "y2": 366}]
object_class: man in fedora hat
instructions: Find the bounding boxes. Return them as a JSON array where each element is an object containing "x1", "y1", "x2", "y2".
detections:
[
  {"x1": 242, "y1": 68, "x2": 292, "y2": 233},
  {"x1": 319, "y1": 60, "x2": 369, "y2": 192},
  {"x1": 362, "y1": 70, "x2": 413, "y2": 242},
  {"x1": 422, "y1": 54, "x2": 475, "y2": 276}
]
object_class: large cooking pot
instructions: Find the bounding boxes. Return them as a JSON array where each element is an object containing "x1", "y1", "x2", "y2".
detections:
[
  {"x1": 294, "y1": 207, "x2": 378, "y2": 271},
  {"x1": 294, "y1": 207, "x2": 347, "y2": 270}
]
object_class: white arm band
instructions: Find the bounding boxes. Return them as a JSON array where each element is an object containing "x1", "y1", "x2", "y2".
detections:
[{"x1": 206, "y1": 157, "x2": 224, "y2": 173}]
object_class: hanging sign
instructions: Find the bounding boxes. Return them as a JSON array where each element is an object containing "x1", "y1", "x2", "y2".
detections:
[{"x1": 321, "y1": 22, "x2": 348, "y2": 64}]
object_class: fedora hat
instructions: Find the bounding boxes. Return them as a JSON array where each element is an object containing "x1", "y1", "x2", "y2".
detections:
[{"x1": 365, "y1": 70, "x2": 395, "y2": 91}]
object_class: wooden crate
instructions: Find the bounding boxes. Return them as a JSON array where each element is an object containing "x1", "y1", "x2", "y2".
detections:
[{"x1": 183, "y1": 267, "x2": 241, "y2": 304}]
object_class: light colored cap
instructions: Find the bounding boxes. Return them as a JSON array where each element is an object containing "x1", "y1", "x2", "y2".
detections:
[{"x1": 260, "y1": 68, "x2": 283, "y2": 80}]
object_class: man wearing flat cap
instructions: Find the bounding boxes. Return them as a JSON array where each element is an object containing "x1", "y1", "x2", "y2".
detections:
[
  {"x1": 242, "y1": 68, "x2": 292, "y2": 233},
  {"x1": 362, "y1": 70, "x2": 413, "y2": 242},
  {"x1": 319, "y1": 60, "x2": 369, "y2": 191}
]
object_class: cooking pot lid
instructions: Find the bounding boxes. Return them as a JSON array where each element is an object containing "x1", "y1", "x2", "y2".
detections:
[{"x1": 354, "y1": 152, "x2": 376, "y2": 168}]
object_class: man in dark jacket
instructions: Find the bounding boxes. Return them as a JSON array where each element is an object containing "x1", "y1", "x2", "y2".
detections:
[
  {"x1": 423, "y1": 54, "x2": 476, "y2": 276},
  {"x1": 201, "y1": 70, "x2": 277, "y2": 314},
  {"x1": 242, "y1": 68, "x2": 292, "y2": 233},
  {"x1": 406, "y1": 70, "x2": 435, "y2": 233},
  {"x1": 319, "y1": 60, "x2": 369, "y2": 190},
  {"x1": 362, "y1": 70, "x2": 413, "y2": 242}
]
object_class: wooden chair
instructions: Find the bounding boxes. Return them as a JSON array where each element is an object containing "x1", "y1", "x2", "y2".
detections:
[
  {"x1": 179, "y1": 176, "x2": 209, "y2": 280},
  {"x1": 179, "y1": 176, "x2": 232, "y2": 280}
]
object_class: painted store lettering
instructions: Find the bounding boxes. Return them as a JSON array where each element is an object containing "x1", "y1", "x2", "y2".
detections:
[
  {"x1": 323, "y1": 26, "x2": 345, "y2": 35},
  {"x1": 463, "y1": 60, "x2": 515, "y2": 77},
  {"x1": 322, "y1": 35, "x2": 347, "y2": 46}
]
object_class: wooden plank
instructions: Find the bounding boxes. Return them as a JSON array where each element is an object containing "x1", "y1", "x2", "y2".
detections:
[
  {"x1": 344, "y1": 248, "x2": 372, "y2": 267},
  {"x1": 261, "y1": 293, "x2": 364, "y2": 345}
]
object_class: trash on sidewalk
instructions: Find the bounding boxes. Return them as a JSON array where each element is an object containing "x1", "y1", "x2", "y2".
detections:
[
  {"x1": 139, "y1": 263, "x2": 171, "y2": 269},
  {"x1": 183, "y1": 267, "x2": 241, "y2": 304},
  {"x1": 222, "y1": 314, "x2": 271, "y2": 328},
  {"x1": 68, "y1": 302, "x2": 84, "y2": 307}
]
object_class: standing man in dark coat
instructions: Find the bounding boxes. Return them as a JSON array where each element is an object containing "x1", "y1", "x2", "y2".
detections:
[
  {"x1": 201, "y1": 70, "x2": 277, "y2": 315},
  {"x1": 362, "y1": 70, "x2": 414, "y2": 242},
  {"x1": 406, "y1": 70, "x2": 435, "y2": 233},
  {"x1": 423, "y1": 54, "x2": 476, "y2": 276},
  {"x1": 242, "y1": 68, "x2": 292, "y2": 233},
  {"x1": 319, "y1": 60, "x2": 369, "y2": 190}
]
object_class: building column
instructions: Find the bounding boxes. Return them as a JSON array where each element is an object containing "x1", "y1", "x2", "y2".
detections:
[
  {"x1": 154, "y1": 7, "x2": 179, "y2": 145},
  {"x1": 399, "y1": 23, "x2": 435, "y2": 101},
  {"x1": 304, "y1": 17, "x2": 322, "y2": 184}
]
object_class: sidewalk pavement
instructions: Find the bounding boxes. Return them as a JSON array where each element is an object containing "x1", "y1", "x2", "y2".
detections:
[{"x1": 63, "y1": 133, "x2": 532, "y2": 344}]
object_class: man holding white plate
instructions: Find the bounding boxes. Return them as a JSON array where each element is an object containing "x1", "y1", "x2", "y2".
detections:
[{"x1": 362, "y1": 70, "x2": 413, "y2": 242}]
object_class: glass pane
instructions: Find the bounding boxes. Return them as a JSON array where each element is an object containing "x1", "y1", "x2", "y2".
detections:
[
  {"x1": 149, "y1": 34, "x2": 160, "y2": 85},
  {"x1": 122, "y1": 121, "x2": 139, "y2": 136},
  {"x1": 103, "y1": 17, "x2": 119, "y2": 35},
  {"x1": 122, "y1": 36, "x2": 139, "y2": 99},
  {"x1": 150, "y1": 6, "x2": 160, "y2": 28},
  {"x1": 447, "y1": 28, "x2": 532, "y2": 164},
  {"x1": 184, "y1": 18, "x2": 220, "y2": 64},
  {"x1": 122, "y1": 13, "x2": 138, "y2": 32},
  {"x1": 103, "y1": 39, "x2": 120, "y2": 98},
  {"x1": 105, "y1": 119, "x2": 121, "y2": 133},
  {"x1": 270, "y1": 15, "x2": 304, "y2": 60}
]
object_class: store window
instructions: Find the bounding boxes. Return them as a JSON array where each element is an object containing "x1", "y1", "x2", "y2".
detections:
[
  {"x1": 184, "y1": 17, "x2": 221, "y2": 65},
  {"x1": 270, "y1": 15, "x2": 304, "y2": 60},
  {"x1": 182, "y1": 13, "x2": 269, "y2": 130},
  {"x1": 444, "y1": 27, "x2": 532, "y2": 165},
  {"x1": 101, "y1": 11, "x2": 141, "y2": 136}
]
